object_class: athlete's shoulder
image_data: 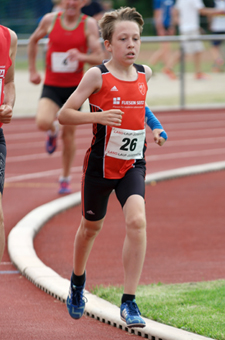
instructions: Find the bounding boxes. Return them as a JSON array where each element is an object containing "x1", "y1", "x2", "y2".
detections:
[
  {"x1": 87, "y1": 65, "x2": 103, "y2": 76},
  {"x1": 8, "y1": 28, "x2": 17, "y2": 43},
  {"x1": 83, "y1": 66, "x2": 102, "y2": 86},
  {"x1": 0, "y1": 25, "x2": 14, "y2": 38},
  {"x1": 0, "y1": 26, "x2": 17, "y2": 51},
  {"x1": 95, "y1": 63, "x2": 109, "y2": 74},
  {"x1": 85, "y1": 14, "x2": 99, "y2": 33},
  {"x1": 134, "y1": 63, "x2": 146, "y2": 73},
  {"x1": 8, "y1": 28, "x2": 18, "y2": 55},
  {"x1": 133, "y1": 64, "x2": 152, "y2": 82},
  {"x1": 39, "y1": 12, "x2": 58, "y2": 31}
]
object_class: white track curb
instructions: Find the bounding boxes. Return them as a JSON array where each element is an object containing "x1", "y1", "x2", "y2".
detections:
[{"x1": 8, "y1": 161, "x2": 225, "y2": 340}]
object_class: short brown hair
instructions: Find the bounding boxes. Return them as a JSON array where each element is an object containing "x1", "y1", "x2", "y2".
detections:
[{"x1": 99, "y1": 7, "x2": 144, "y2": 42}]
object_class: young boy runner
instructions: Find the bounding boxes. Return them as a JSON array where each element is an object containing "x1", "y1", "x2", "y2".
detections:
[
  {"x1": 58, "y1": 7, "x2": 167, "y2": 328},
  {"x1": 28, "y1": 0, "x2": 103, "y2": 194}
]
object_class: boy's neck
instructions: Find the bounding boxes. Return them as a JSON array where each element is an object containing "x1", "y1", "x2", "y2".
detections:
[{"x1": 105, "y1": 60, "x2": 138, "y2": 81}]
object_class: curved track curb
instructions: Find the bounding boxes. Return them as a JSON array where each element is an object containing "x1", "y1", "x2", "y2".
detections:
[{"x1": 8, "y1": 161, "x2": 225, "y2": 340}]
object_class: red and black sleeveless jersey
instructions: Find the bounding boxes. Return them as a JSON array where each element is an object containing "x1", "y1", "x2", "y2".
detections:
[
  {"x1": 83, "y1": 63, "x2": 147, "y2": 179},
  {"x1": 0, "y1": 25, "x2": 12, "y2": 128},
  {"x1": 45, "y1": 12, "x2": 88, "y2": 87}
]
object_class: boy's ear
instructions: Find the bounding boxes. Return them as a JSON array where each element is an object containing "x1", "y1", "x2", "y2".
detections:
[{"x1": 104, "y1": 40, "x2": 112, "y2": 52}]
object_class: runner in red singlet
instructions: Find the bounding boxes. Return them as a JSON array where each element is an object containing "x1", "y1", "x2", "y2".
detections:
[
  {"x1": 58, "y1": 7, "x2": 167, "y2": 328},
  {"x1": 28, "y1": 0, "x2": 103, "y2": 194},
  {"x1": 0, "y1": 25, "x2": 17, "y2": 262}
]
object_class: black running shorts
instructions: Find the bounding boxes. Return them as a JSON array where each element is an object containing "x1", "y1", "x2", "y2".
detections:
[
  {"x1": 40, "y1": 84, "x2": 78, "y2": 107},
  {"x1": 0, "y1": 128, "x2": 6, "y2": 194},
  {"x1": 82, "y1": 166, "x2": 146, "y2": 221}
]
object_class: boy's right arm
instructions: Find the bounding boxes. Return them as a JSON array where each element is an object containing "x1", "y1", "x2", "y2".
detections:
[
  {"x1": 58, "y1": 67, "x2": 123, "y2": 127},
  {"x1": 28, "y1": 13, "x2": 54, "y2": 84}
]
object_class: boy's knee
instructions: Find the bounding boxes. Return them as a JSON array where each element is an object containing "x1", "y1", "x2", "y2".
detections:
[
  {"x1": 62, "y1": 127, "x2": 75, "y2": 142},
  {"x1": 36, "y1": 117, "x2": 51, "y2": 131},
  {"x1": 81, "y1": 220, "x2": 103, "y2": 240},
  {"x1": 126, "y1": 213, "x2": 146, "y2": 232}
]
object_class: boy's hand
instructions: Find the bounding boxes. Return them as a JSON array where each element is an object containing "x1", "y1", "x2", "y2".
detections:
[
  {"x1": 29, "y1": 70, "x2": 42, "y2": 85},
  {"x1": 0, "y1": 104, "x2": 13, "y2": 124},
  {"x1": 99, "y1": 109, "x2": 124, "y2": 126},
  {"x1": 153, "y1": 129, "x2": 167, "y2": 146}
]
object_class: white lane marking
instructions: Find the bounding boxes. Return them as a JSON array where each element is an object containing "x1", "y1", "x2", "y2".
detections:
[
  {"x1": 146, "y1": 148, "x2": 225, "y2": 161},
  {"x1": 6, "y1": 137, "x2": 91, "y2": 150},
  {"x1": 6, "y1": 135, "x2": 225, "y2": 151},
  {"x1": 5, "y1": 127, "x2": 92, "y2": 140},
  {"x1": 5, "y1": 148, "x2": 225, "y2": 183},
  {"x1": 6, "y1": 152, "x2": 61, "y2": 162},
  {"x1": 5, "y1": 166, "x2": 83, "y2": 183},
  {"x1": 5, "y1": 132, "x2": 44, "y2": 140},
  {"x1": 161, "y1": 120, "x2": 225, "y2": 130}
]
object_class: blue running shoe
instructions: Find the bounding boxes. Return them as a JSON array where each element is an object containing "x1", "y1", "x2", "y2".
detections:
[
  {"x1": 120, "y1": 300, "x2": 146, "y2": 328},
  {"x1": 46, "y1": 128, "x2": 58, "y2": 154},
  {"x1": 58, "y1": 177, "x2": 71, "y2": 194},
  {"x1": 67, "y1": 276, "x2": 86, "y2": 319}
]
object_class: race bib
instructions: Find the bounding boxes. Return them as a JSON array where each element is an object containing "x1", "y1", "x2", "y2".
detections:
[
  {"x1": 105, "y1": 127, "x2": 145, "y2": 160},
  {"x1": 51, "y1": 52, "x2": 78, "y2": 73}
]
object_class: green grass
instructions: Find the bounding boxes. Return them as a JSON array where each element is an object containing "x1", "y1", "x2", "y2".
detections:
[
  {"x1": 15, "y1": 59, "x2": 44, "y2": 71},
  {"x1": 91, "y1": 280, "x2": 225, "y2": 340}
]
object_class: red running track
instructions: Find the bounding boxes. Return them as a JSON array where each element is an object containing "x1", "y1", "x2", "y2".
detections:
[{"x1": 0, "y1": 108, "x2": 225, "y2": 339}]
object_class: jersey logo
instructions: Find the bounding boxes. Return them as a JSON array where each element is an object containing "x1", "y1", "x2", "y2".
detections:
[
  {"x1": 86, "y1": 210, "x2": 95, "y2": 215},
  {"x1": 138, "y1": 83, "x2": 146, "y2": 96},
  {"x1": 0, "y1": 68, "x2": 5, "y2": 78},
  {"x1": 110, "y1": 86, "x2": 118, "y2": 91},
  {"x1": 113, "y1": 97, "x2": 120, "y2": 105}
]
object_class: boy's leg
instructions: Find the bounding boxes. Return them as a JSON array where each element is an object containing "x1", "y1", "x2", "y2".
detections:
[
  {"x1": 193, "y1": 51, "x2": 202, "y2": 75},
  {"x1": 120, "y1": 194, "x2": 147, "y2": 328},
  {"x1": 60, "y1": 124, "x2": 76, "y2": 178},
  {"x1": 73, "y1": 216, "x2": 104, "y2": 276},
  {"x1": 36, "y1": 97, "x2": 59, "y2": 132},
  {"x1": 36, "y1": 98, "x2": 60, "y2": 155},
  {"x1": 67, "y1": 216, "x2": 104, "y2": 320},
  {"x1": 122, "y1": 194, "x2": 146, "y2": 295},
  {"x1": 58, "y1": 125, "x2": 76, "y2": 194}
]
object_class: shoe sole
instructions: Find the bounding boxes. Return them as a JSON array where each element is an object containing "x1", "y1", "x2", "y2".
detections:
[
  {"x1": 121, "y1": 316, "x2": 146, "y2": 328},
  {"x1": 67, "y1": 297, "x2": 85, "y2": 320},
  {"x1": 46, "y1": 147, "x2": 57, "y2": 154},
  {"x1": 58, "y1": 190, "x2": 71, "y2": 194}
]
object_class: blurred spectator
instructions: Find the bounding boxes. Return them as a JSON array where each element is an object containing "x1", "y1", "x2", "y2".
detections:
[
  {"x1": 208, "y1": 0, "x2": 225, "y2": 72},
  {"x1": 173, "y1": 0, "x2": 225, "y2": 79},
  {"x1": 102, "y1": 0, "x2": 113, "y2": 12},
  {"x1": 149, "y1": 0, "x2": 179, "y2": 80},
  {"x1": 52, "y1": 0, "x2": 65, "y2": 12},
  {"x1": 82, "y1": 1, "x2": 112, "y2": 59},
  {"x1": 81, "y1": 0, "x2": 105, "y2": 21}
]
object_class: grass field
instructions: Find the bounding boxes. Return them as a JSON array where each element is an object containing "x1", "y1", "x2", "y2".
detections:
[{"x1": 92, "y1": 280, "x2": 225, "y2": 340}]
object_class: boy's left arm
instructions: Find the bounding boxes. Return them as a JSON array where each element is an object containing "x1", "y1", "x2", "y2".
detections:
[{"x1": 145, "y1": 106, "x2": 168, "y2": 146}]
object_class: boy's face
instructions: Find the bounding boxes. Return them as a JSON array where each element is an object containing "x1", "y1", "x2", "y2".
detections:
[
  {"x1": 64, "y1": 0, "x2": 84, "y2": 14},
  {"x1": 105, "y1": 20, "x2": 141, "y2": 65}
]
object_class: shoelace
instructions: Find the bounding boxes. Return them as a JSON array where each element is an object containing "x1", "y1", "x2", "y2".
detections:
[
  {"x1": 126, "y1": 301, "x2": 141, "y2": 316},
  {"x1": 49, "y1": 136, "x2": 56, "y2": 144},
  {"x1": 61, "y1": 182, "x2": 69, "y2": 188},
  {"x1": 71, "y1": 284, "x2": 87, "y2": 306}
]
